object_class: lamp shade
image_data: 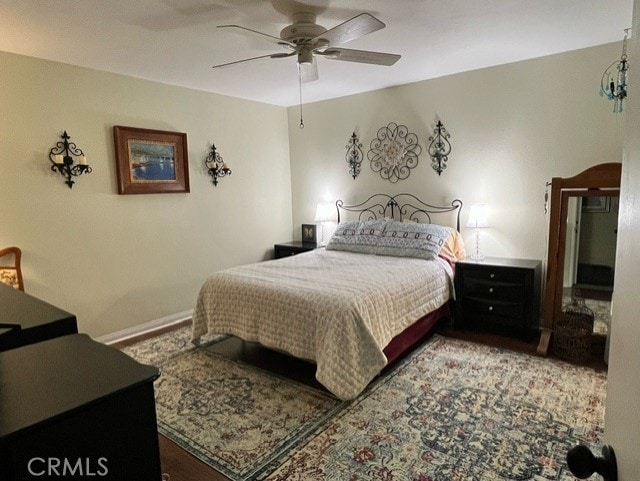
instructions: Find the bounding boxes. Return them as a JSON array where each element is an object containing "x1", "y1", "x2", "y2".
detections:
[
  {"x1": 466, "y1": 204, "x2": 489, "y2": 229},
  {"x1": 314, "y1": 202, "x2": 334, "y2": 222}
]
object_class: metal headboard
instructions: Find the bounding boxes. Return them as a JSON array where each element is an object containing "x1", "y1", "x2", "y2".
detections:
[{"x1": 336, "y1": 193, "x2": 463, "y2": 231}]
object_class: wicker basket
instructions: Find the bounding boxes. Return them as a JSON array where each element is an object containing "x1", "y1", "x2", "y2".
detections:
[{"x1": 553, "y1": 296, "x2": 594, "y2": 362}]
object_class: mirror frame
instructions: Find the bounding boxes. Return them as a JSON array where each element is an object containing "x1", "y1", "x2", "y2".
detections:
[{"x1": 538, "y1": 162, "x2": 621, "y2": 356}]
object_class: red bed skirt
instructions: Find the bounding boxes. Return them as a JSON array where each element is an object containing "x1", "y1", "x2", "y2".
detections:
[{"x1": 382, "y1": 301, "x2": 450, "y2": 363}]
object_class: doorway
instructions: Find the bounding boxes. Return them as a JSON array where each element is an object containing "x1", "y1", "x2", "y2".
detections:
[{"x1": 562, "y1": 193, "x2": 619, "y2": 335}]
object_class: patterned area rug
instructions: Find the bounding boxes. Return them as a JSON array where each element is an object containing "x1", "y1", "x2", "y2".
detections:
[
  {"x1": 123, "y1": 328, "x2": 344, "y2": 480},
  {"x1": 122, "y1": 327, "x2": 606, "y2": 481}
]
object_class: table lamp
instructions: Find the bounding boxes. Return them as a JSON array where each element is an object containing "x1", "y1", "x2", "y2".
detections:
[
  {"x1": 314, "y1": 202, "x2": 334, "y2": 247},
  {"x1": 466, "y1": 204, "x2": 490, "y2": 261}
]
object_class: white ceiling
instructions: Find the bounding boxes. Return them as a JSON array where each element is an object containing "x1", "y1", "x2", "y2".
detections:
[{"x1": 0, "y1": 0, "x2": 633, "y2": 107}]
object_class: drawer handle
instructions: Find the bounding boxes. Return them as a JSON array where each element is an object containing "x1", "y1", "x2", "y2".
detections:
[
  {"x1": 488, "y1": 306, "x2": 494, "y2": 311},
  {"x1": 490, "y1": 273, "x2": 495, "y2": 279},
  {"x1": 489, "y1": 287, "x2": 494, "y2": 293}
]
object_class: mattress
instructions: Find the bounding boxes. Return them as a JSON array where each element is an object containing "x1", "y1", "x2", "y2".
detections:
[{"x1": 192, "y1": 248, "x2": 453, "y2": 400}]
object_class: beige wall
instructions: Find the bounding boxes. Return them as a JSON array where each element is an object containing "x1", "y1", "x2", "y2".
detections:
[
  {"x1": 0, "y1": 51, "x2": 292, "y2": 338},
  {"x1": 286, "y1": 43, "x2": 624, "y2": 264}
]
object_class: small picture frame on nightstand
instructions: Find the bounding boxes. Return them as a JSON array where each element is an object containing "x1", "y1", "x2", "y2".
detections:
[{"x1": 301, "y1": 224, "x2": 317, "y2": 245}]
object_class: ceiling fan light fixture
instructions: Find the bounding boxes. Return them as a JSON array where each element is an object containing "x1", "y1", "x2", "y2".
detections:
[{"x1": 298, "y1": 48, "x2": 314, "y2": 65}]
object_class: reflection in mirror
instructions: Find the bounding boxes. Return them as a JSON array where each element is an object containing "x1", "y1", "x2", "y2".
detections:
[{"x1": 562, "y1": 195, "x2": 619, "y2": 336}]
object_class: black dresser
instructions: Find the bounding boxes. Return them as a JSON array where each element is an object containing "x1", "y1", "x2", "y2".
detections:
[
  {"x1": 454, "y1": 257, "x2": 542, "y2": 340},
  {"x1": 0, "y1": 334, "x2": 161, "y2": 480},
  {"x1": 0, "y1": 283, "x2": 77, "y2": 351}
]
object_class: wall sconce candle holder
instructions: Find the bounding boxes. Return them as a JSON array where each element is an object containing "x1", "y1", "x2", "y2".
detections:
[
  {"x1": 204, "y1": 143, "x2": 231, "y2": 187},
  {"x1": 345, "y1": 132, "x2": 363, "y2": 179},
  {"x1": 427, "y1": 120, "x2": 452, "y2": 176},
  {"x1": 48, "y1": 131, "x2": 92, "y2": 188}
]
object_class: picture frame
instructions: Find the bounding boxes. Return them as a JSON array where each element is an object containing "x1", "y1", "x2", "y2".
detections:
[
  {"x1": 582, "y1": 195, "x2": 610, "y2": 213},
  {"x1": 113, "y1": 126, "x2": 190, "y2": 195},
  {"x1": 301, "y1": 224, "x2": 317, "y2": 245}
]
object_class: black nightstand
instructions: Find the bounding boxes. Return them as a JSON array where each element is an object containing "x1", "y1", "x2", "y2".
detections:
[
  {"x1": 274, "y1": 241, "x2": 316, "y2": 259},
  {"x1": 454, "y1": 257, "x2": 541, "y2": 340}
]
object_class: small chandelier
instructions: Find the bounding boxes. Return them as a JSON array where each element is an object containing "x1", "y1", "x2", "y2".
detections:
[{"x1": 601, "y1": 28, "x2": 631, "y2": 113}]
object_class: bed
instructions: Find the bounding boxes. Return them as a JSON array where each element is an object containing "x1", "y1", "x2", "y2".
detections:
[{"x1": 192, "y1": 194, "x2": 464, "y2": 400}]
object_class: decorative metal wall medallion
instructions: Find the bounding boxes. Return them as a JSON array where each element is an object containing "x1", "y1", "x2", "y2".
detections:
[
  {"x1": 367, "y1": 122, "x2": 421, "y2": 183},
  {"x1": 345, "y1": 132, "x2": 363, "y2": 179},
  {"x1": 427, "y1": 120, "x2": 452, "y2": 176}
]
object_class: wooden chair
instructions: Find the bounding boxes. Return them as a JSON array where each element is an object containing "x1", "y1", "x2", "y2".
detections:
[{"x1": 0, "y1": 247, "x2": 24, "y2": 291}]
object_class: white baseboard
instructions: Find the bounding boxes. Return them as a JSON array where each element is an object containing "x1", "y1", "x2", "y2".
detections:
[{"x1": 96, "y1": 309, "x2": 193, "y2": 345}]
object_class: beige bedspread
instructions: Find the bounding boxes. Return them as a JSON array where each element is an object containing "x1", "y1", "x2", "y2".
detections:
[{"x1": 191, "y1": 249, "x2": 452, "y2": 400}]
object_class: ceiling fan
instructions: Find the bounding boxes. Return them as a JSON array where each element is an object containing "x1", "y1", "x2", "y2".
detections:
[{"x1": 213, "y1": 11, "x2": 401, "y2": 84}]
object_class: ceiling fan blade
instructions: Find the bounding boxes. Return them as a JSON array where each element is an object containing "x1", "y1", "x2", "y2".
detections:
[
  {"x1": 313, "y1": 13, "x2": 385, "y2": 47},
  {"x1": 299, "y1": 59, "x2": 319, "y2": 83},
  {"x1": 321, "y1": 48, "x2": 401, "y2": 66},
  {"x1": 212, "y1": 51, "x2": 295, "y2": 69},
  {"x1": 217, "y1": 24, "x2": 293, "y2": 47}
]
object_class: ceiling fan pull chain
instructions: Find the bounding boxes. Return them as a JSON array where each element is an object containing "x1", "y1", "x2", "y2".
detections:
[{"x1": 298, "y1": 66, "x2": 304, "y2": 129}]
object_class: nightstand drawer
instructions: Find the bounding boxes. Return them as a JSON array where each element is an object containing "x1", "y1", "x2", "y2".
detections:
[
  {"x1": 274, "y1": 241, "x2": 316, "y2": 259},
  {"x1": 463, "y1": 266, "x2": 526, "y2": 284},
  {"x1": 462, "y1": 297, "x2": 525, "y2": 319},
  {"x1": 274, "y1": 246, "x2": 299, "y2": 258},
  {"x1": 463, "y1": 278, "x2": 525, "y2": 302}
]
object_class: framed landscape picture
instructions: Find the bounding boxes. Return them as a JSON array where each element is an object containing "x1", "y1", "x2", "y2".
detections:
[{"x1": 113, "y1": 126, "x2": 190, "y2": 194}]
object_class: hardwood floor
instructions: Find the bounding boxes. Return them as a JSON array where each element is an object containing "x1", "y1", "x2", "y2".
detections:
[
  {"x1": 113, "y1": 319, "x2": 607, "y2": 481},
  {"x1": 159, "y1": 435, "x2": 231, "y2": 481}
]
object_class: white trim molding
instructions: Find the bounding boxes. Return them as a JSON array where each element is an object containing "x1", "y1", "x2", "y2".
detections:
[{"x1": 96, "y1": 309, "x2": 193, "y2": 345}]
